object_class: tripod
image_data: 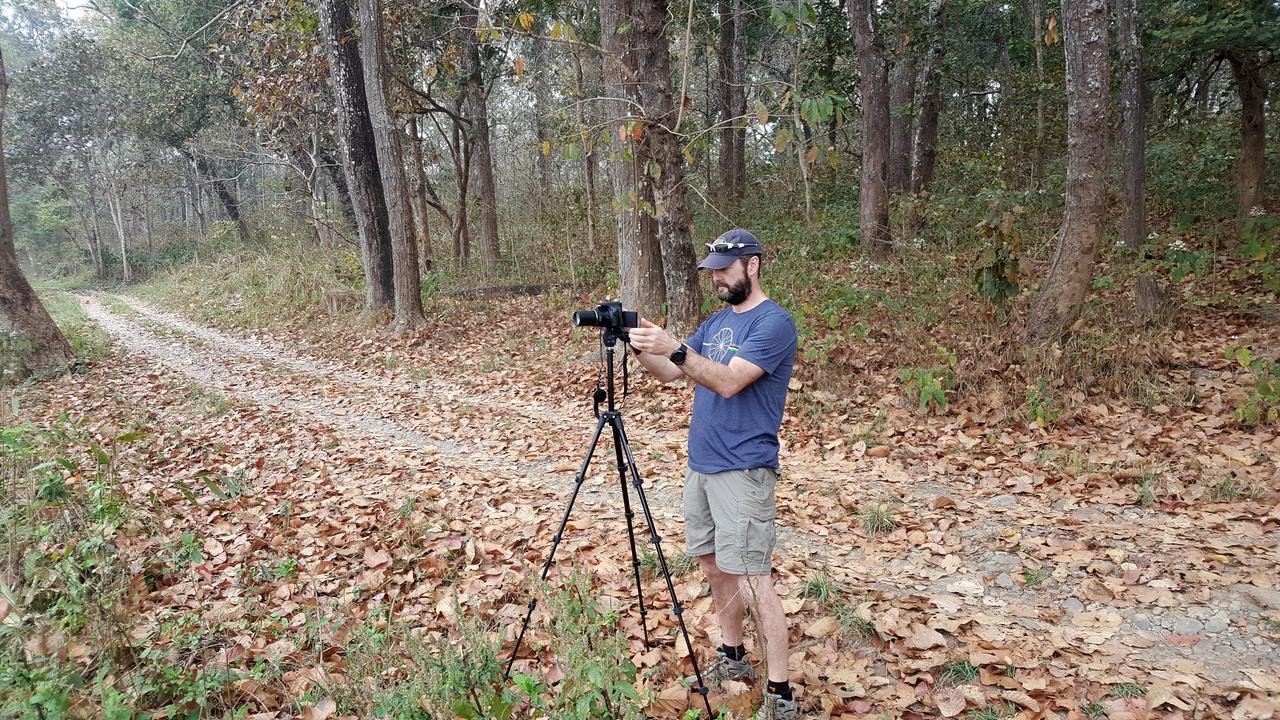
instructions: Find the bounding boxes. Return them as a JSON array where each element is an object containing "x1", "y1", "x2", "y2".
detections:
[{"x1": 503, "y1": 326, "x2": 714, "y2": 718}]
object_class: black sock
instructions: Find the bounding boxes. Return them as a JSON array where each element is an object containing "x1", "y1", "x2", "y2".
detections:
[
  {"x1": 767, "y1": 680, "x2": 792, "y2": 700},
  {"x1": 719, "y1": 643, "x2": 747, "y2": 661}
]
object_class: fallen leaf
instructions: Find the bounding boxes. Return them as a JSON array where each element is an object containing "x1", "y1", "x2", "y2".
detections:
[
  {"x1": 302, "y1": 698, "x2": 336, "y2": 720},
  {"x1": 906, "y1": 623, "x2": 946, "y2": 650},
  {"x1": 363, "y1": 546, "x2": 392, "y2": 569},
  {"x1": 805, "y1": 616, "x2": 839, "y2": 638},
  {"x1": 936, "y1": 688, "x2": 966, "y2": 717}
]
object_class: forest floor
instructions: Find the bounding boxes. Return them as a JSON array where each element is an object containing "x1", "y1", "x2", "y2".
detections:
[{"x1": 8, "y1": 283, "x2": 1280, "y2": 720}]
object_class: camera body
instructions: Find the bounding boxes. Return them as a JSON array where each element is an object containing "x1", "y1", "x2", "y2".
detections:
[{"x1": 573, "y1": 301, "x2": 638, "y2": 345}]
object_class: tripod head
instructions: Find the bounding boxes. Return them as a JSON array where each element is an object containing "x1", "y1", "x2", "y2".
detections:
[{"x1": 573, "y1": 301, "x2": 638, "y2": 415}]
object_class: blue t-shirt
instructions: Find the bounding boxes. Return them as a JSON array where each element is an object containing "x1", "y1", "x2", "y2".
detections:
[{"x1": 686, "y1": 299, "x2": 797, "y2": 473}]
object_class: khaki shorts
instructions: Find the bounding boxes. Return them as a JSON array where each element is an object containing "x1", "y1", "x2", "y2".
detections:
[{"x1": 683, "y1": 467, "x2": 778, "y2": 576}]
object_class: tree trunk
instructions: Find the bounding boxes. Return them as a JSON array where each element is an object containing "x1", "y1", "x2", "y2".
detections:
[
  {"x1": 358, "y1": 0, "x2": 423, "y2": 329},
  {"x1": 317, "y1": 0, "x2": 394, "y2": 311},
  {"x1": 1031, "y1": 0, "x2": 1046, "y2": 188},
  {"x1": 458, "y1": 5, "x2": 501, "y2": 264},
  {"x1": 185, "y1": 151, "x2": 248, "y2": 244},
  {"x1": 717, "y1": 0, "x2": 747, "y2": 207},
  {"x1": 407, "y1": 118, "x2": 433, "y2": 272},
  {"x1": 1025, "y1": 0, "x2": 1108, "y2": 349},
  {"x1": 910, "y1": 0, "x2": 945, "y2": 195},
  {"x1": 1117, "y1": 0, "x2": 1145, "y2": 255},
  {"x1": 571, "y1": 51, "x2": 599, "y2": 253},
  {"x1": 848, "y1": 0, "x2": 892, "y2": 258},
  {"x1": 531, "y1": 35, "x2": 554, "y2": 196},
  {"x1": 601, "y1": 0, "x2": 665, "y2": 319},
  {"x1": 632, "y1": 0, "x2": 703, "y2": 335},
  {"x1": 0, "y1": 49, "x2": 75, "y2": 381},
  {"x1": 318, "y1": 146, "x2": 358, "y2": 232},
  {"x1": 1225, "y1": 49, "x2": 1266, "y2": 227},
  {"x1": 887, "y1": 0, "x2": 916, "y2": 193}
]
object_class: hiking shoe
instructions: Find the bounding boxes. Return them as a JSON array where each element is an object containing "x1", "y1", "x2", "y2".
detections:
[
  {"x1": 685, "y1": 647, "x2": 756, "y2": 689},
  {"x1": 754, "y1": 690, "x2": 800, "y2": 720}
]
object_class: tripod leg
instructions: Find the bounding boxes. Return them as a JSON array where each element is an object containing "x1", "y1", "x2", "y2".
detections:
[
  {"x1": 503, "y1": 413, "x2": 610, "y2": 680},
  {"x1": 607, "y1": 413, "x2": 651, "y2": 649},
  {"x1": 613, "y1": 419, "x2": 715, "y2": 718}
]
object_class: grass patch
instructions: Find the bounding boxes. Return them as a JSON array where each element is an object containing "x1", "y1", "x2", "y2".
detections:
[
  {"x1": 802, "y1": 570, "x2": 839, "y2": 605},
  {"x1": 1083, "y1": 701, "x2": 1109, "y2": 719},
  {"x1": 1110, "y1": 683, "x2": 1147, "y2": 699},
  {"x1": 184, "y1": 383, "x2": 230, "y2": 418},
  {"x1": 860, "y1": 503, "x2": 898, "y2": 535},
  {"x1": 1022, "y1": 568, "x2": 1050, "y2": 586},
  {"x1": 833, "y1": 600, "x2": 876, "y2": 642},
  {"x1": 38, "y1": 291, "x2": 111, "y2": 364},
  {"x1": 639, "y1": 548, "x2": 696, "y2": 579},
  {"x1": 938, "y1": 659, "x2": 980, "y2": 686},
  {"x1": 966, "y1": 702, "x2": 1019, "y2": 720}
]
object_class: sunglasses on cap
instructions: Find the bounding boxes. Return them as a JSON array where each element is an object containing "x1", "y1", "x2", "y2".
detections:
[{"x1": 705, "y1": 240, "x2": 761, "y2": 253}]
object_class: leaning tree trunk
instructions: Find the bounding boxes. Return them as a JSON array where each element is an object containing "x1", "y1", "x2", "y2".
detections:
[
  {"x1": 848, "y1": 0, "x2": 892, "y2": 258},
  {"x1": 601, "y1": 0, "x2": 665, "y2": 319},
  {"x1": 633, "y1": 0, "x2": 703, "y2": 335},
  {"x1": 1025, "y1": 0, "x2": 1109, "y2": 348},
  {"x1": 317, "y1": 0, "x2": 395, "y2": 311},
  {"x1": 1225, "y1": 49, "x2": 1266, "y2": 229},
  {"x1": 181, "y1": 150, "x2": 248, "y2": 244},
  {"x1": 459, "y1": 5, "x2": 501, "y2": 264},
  {"x1": 0, "y1": 49, "x2": 75, "y2": 381},
  {"x1": 358, "y1": 0, "x2": 423, "y2": 330}
]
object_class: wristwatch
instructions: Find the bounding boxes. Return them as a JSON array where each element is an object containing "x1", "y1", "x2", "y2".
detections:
[{"x1": 669, "y1": 343, "x2": 689, "y2": 366}]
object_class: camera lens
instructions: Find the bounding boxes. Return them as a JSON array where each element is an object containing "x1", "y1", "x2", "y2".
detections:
[{"x1": 572, "y1": 310, "x2": 599, "y2": 327}]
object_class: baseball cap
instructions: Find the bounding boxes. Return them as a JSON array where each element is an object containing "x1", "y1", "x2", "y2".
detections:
[{"x1": 698, "y1": 228, "x2": 764, "y2": 270}]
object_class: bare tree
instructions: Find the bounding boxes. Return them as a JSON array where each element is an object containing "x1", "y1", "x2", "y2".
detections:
[
  {"x1": 458, "y1": 4, "x2": 501, "y2": 264},
  {"x1": 847, "y1": 0, "x2": 892, "y2": 258},
  {"x1": 887, "y1": 0, "x2": 916, "y2": 193},
  {"x1": 1025, "y1": 0, "x2": 1109, "y2": 348},
  {"x1": 1225, "y1": 49, "x2": 1267, "y2": 227},
  {"x1": 910, "y1": 0, "x2": 945, "y2": 196},
  {"x1": 0, "y1": 49, "x2": 75, "y2": 381}
]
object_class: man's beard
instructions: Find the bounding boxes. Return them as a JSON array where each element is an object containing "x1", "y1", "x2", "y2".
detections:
[{"x1": 716, "y1": 276, "x2": 751, "y2": 305}]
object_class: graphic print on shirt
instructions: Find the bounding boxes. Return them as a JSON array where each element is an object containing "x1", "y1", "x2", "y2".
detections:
[{"x1": 706, "y1": 327, "x2": 739, "y2": 363}]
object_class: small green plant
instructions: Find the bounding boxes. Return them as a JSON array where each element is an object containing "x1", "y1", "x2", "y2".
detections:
[
  {"x1": 802, "y1": 571, "x2": 839, "y2": 605},
  {"x1": 833, "y1": 600, "x2": 876, "y2": 642},
  {"x1": 1022, "y1": 568, "x2": 1049, "y2": 586},
  {"x1": 899, "y1": 346, "x2": 956, "y2": 413},
  {"x1": 860, "y1": 503, "x2": 897, "y2": 534},
  {"x1": 971, "y1": 204, "x2": 1026, "y2": 307},
  {"x1": 1110, "y1": 683, "x2": 1148, "y2": 699},
  {"x1": 1223, "y1": 346, "x2": 1280, "y2": 425},
  {"x1": 938, "y1": 659, "x2": 980, "y2": 686},
  {"x1": 1135, "y1": 479, "x2": 1157, "y2": 506},
  {"x1": 170, "y1": 530, "x2": 204, "y2": 566},
  {"x1": 1083, "y1": 701, "x2": 1109, "y2": 719},
  {"x1": 1164, "y1": 238, "x2": 1209, "y2": 283},
  {"x1": 1024, "y1": 380, "x2": 1061, "y2": 429},
  {"x1": 1235, "y1": 215, "x2": 1280, "y2": 292}
]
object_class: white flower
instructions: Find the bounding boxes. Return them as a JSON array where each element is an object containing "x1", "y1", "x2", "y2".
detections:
[
  {"x1": 1168, "y1": 239, "x2": 1187, "y2": 252},
  {"x1": 1146, "y1": 232, "x2": 1159, "y2": 240},
  {"x1": 1249, "y1": 206, "x2": 1265, "y2": 217}
]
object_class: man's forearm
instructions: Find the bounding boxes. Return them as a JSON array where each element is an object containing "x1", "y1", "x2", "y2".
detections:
[
  {"x1": 676, "y1": 349, "x2": 741, "y2": 397},
  {"x1": 635, "y1": 347, "x2": 684, "y2": 382}
]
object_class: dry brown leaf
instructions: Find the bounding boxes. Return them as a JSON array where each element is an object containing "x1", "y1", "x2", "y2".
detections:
[
  {"x1": 906, "y1": 623, "x2": 946, "y2": 650},
  {"x1": 301, "y1": 698, "x2": 336, "y2": 720},
  {"x1": 935, "y1": 688, "x2": 966, "y2": 717},
  {"x1": 363, "y1": 546, "x2": 392, "y2": 569},
  {"x1": 805, "y1": 616, "x2": 839, "y2": 638}
]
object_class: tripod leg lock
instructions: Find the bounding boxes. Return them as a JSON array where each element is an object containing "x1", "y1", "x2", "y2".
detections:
[{"x1": 527, "y1": 599, "x2": 537, "y2": 611}]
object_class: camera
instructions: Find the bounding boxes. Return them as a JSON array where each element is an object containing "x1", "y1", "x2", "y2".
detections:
[{"x1": 572, "y1": 301, "x2": 639, "y2": 336}]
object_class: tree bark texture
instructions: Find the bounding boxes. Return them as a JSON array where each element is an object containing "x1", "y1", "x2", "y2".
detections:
[
  {"x1": 887, "y1": 0, "x2": 916, "y2": 194},
  {"x1": 1117, "y1": 0, "x2": 1145, "y2": 254},
  {"x1": 358, "y1": 0, "x2": 422, "y2": 329},
  {"x1": 717, "y1": 0, "x2": 747, "y2": 207},
  {"x1": 1025, "y1": 0, "x2": 1109, "y2": 348},
  {"x1": 0, "y1": 49, "x2": 75, "y2": 380},
  {"x1": 407, "y1": 119, "x2": 434, "y2": 272},
  {"x1": 458, "y1": 5, "x2": 501, "y2": 263},
  {"x1": 1225, "y1": 49, "x2": 1266, "y2": 227},
  {"x1": 909, "y1": 0, "x2": 945, "y2": 195},
  {"x1": 181, "y1": 150, "x2": 249, "y2": 244},
  {"x1": 1031, "y1": 0, "x2": 1046, "y2": 188},
  {"x1": 317, "y1": 0, "x2": 394, "y2": 311},
  {"x1": 630, "y1": 0, "x2": 703, "y2": 334},
  {"x1": 600, "y1": 0, "x2": 665, "y2": 318},
  {"x1": 848, "y1": 0, "x2": 892, "y2": 258}
]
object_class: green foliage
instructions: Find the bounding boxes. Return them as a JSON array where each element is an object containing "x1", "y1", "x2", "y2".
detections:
[
  {"x1": 1110, "y1": 683, "x2": 1148, "y2": 699},
  {"x1": 1164, "y1": 238, "x2": 1210, "y2": 284},
  {"x1": 859, "y1": 503, "x2": 897, "y2": 535},
  {"x1": 971, "y1": 204, "x2": 1026, "y2": 306},
  {"x1": 1223, "y1": 346, "x2": 1280, "y2": 425},
  {"x1": 899, "y1": 345, "x2": 956, "y2": 413},
  {"x1": 39, "y1": 292, "x2": 111, "y2": 365},
  {"x1": 833, "y1": 600, "x2": 876, "y2": 642},
  {"x1": 1024, "y1": 380, "x2": 1061, "y2": 429},
  {"x1": 802, "y1": 571, "x2": 839, "y2": 605},
  {"x1": 1235, "y1": 216, "x2": 1280, "y2": 293}
]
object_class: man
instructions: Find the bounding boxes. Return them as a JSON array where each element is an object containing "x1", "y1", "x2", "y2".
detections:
[{"x1": 629, "y1": 228, "x2": 799, "y2": 720}]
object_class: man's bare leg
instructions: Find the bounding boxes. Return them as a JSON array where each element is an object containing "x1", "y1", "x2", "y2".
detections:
[
  {"x1": 743, "y1": 573, "x2": 789, "y2": 683},
  {"x1": 698, "y1": 553, "x2": 746, "y2": 646}
]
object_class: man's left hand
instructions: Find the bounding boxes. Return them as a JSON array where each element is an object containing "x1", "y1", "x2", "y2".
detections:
[{"x1": 629, "y1": 319, "x2": 681, "y2": 357}]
